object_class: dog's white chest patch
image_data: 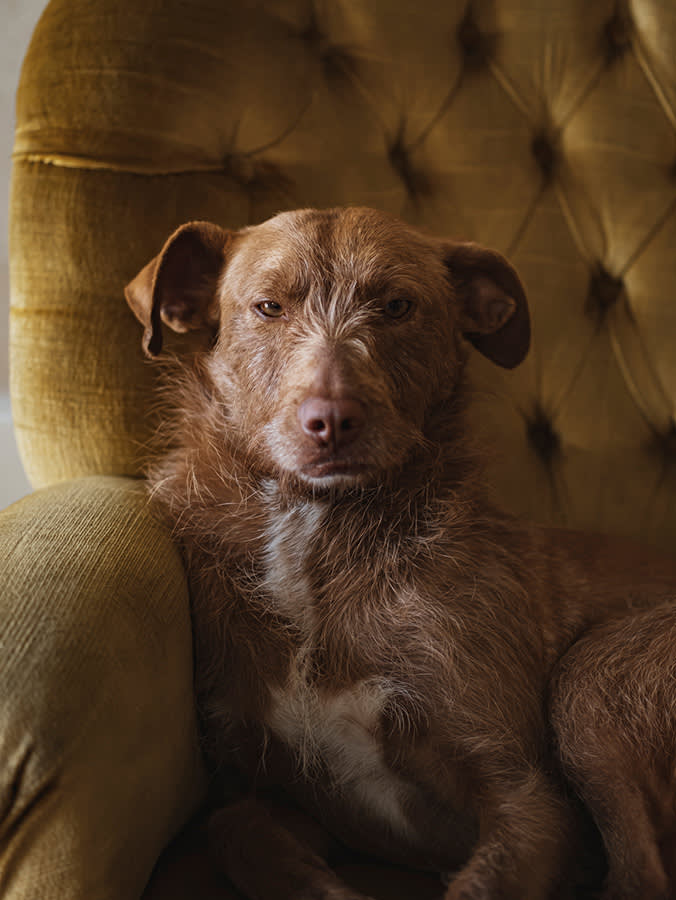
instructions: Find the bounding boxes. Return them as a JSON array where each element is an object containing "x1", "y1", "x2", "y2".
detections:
[
  {"x1": 262, "y1": 491, "x2": 417, "y2": 841},
  {"x1": 267, "y1": 674, "x2": 415, "y2": 841},
  {"x1": 263, "y1": 497, "x2": 326, "y2": 624}
]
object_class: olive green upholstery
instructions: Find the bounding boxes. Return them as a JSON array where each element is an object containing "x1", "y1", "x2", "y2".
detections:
[
  {"x1": 0, "y1": 478, "x2": 206, "y2": 899},
  {"x1": 4, "y1": 0, "x2": 676, "y2": 897}
]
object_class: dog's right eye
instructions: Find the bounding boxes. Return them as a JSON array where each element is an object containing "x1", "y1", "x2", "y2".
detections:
[
  {"x1": 255, "y1": 300, "x2": 285, "y2": 319},
  {"x1": 383, "y1": 297, "x2": 413, "y2": 320}
]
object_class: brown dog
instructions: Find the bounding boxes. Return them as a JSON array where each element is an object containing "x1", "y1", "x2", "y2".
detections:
[{"x1": 126, "y1": 207, "x2": 676, "y2": 900}]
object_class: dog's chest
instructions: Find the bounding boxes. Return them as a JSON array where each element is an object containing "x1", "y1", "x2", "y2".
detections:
[
  {"x1": 262, "y1": 498, "x2": 327, "y2": 625},
  {"x1": 266, "y1": 670, "x2": 416, "y2": 842},
  {"x1": 260, "y1": 497, "x2": 417, "y2": 842}
]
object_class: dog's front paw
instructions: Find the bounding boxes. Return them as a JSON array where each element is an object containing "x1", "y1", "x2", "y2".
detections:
[
  {"x1": 443, "y1": 865, "x2": 519, "y2": 900},
  {"x1": 295, "y1": 884, "x2": 376, "y2": 900},
  {"x1": 445, "y1": 882, "x2": 491, "y2": 900}
]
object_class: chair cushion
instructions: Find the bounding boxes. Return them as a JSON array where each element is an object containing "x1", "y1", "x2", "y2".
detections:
[{"x1": 0, "y1": 477, "x2": 206, "y2": 899}]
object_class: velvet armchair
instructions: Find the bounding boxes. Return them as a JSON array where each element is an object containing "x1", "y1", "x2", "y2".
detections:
[{"x1": 4, "y1": 0, "x2": 676, "y2": 897}]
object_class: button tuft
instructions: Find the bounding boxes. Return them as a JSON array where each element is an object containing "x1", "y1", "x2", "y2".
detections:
[
  {"x1": 299, "y1": 7, "x2": 326, "y2": 51},
  {"x1": 650, "y1": 423, "x2": 676, "y2": 464},
  {"x1": 321, "y1": 44, "x2": 361, "y2": 94},
  {"x1": 531, "y1": 131, "x2": 558, "y2": 182},
  {"x1": 457, "y1": 7, "x2": 497, "y2": 71},
  {"x1": 298, "y1": 8, "x2": 361, "y2": 94},
  {"x1": 586, "y1": 265, "x2": 624, "y2": 324},
  {"x1": 526, "y1": 405, "x2": 561, "y2": 466},
  {"x1": 603, "y1": 4, "x2": 633, "y2": 65},
  {"x1": 388, "y1": 129, "x2": 433, "y2": 203}
]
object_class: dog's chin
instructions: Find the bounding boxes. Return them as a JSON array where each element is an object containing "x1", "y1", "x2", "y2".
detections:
[{"x1": 298, "y1": 459, "x2": 373, "y2": 492}]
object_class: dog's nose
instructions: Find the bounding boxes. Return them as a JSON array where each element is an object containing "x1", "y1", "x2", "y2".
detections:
[{"x1": 298, "y1": 396, "x2": 365, "y2": 449}]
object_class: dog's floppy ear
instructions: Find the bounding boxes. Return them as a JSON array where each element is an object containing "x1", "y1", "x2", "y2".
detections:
[
  {"x1": 125, "y1": 221, "x2": 231, "y2": 357},
  {"x1": 443, "y1": 242, "x2": 530, "y2": 369}
]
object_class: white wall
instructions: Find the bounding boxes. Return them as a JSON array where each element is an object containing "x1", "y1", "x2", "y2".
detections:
[
  {"x1": 0, "y1": 394, "x2": 29, "y2": 508},
  {"x1": 1, "y1": 0, "x2": 49, "y2": 507}
]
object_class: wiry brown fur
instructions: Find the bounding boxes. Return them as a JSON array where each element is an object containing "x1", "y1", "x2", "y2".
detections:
[
  {"x1": 551, "y1": 605, "x2": 676, "y2": 900},
  {"x1": 127, "y1": 207, "x2": 676, "y2": 900}
]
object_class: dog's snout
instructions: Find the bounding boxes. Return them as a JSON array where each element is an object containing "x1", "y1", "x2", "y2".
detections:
[{"x1": 298, "y1": 396, "x2": 365, "y2": 450}]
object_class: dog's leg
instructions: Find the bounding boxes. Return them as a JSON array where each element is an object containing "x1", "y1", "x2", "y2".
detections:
[
  {"x1": 209, "y1": 795, "x2": 376, "y2": 900},
  {"x1": 551, "y1": 729, "x2": 670, "y2": 900},
  {"x1": 443, "y1": 769, "x2": 573, "y2": 900},
  {"x1": 550, "y1": 614, "x2": 674, "y2": 900},
  {"x1": 581, "y1": 783, "x2": 668, "y2": 900}
]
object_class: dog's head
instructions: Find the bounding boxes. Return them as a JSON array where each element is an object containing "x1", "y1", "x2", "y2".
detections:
[{"x1": 126, "y1": 207, "x2": 528, "y2": 491}]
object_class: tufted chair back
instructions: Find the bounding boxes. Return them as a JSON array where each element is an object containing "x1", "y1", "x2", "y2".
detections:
[{"x1": 10, "y1": 0, "x2": 676, "y2": 549}]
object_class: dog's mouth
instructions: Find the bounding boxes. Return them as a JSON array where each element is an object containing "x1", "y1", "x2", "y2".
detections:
[{"x1": 299, "y1": 458, "x2": 371, "y2": 482}]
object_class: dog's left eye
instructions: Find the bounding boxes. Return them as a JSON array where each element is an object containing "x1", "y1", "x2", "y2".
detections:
[
  {"x1": 383, "y1": 298, "x2": 412, "y2": 319},
  {"x1": 256, "y1": 300, "x2": 285, "y2": 319}
]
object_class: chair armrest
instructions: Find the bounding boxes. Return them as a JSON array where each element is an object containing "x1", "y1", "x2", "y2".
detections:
[{"x1": 0, "y1": 476, "x2": 207, "y2": 900}]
